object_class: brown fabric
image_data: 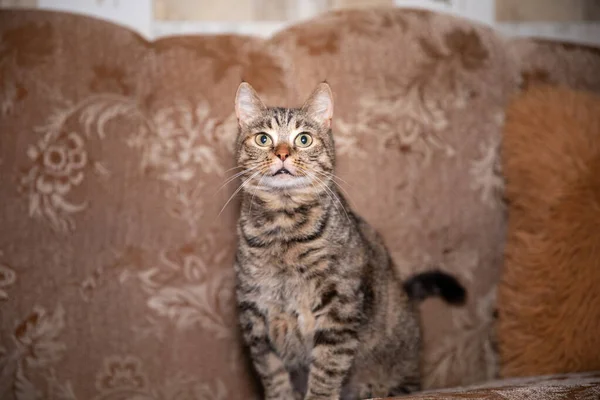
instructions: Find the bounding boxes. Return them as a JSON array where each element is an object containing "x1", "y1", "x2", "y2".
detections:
[
  {"x1": 498, "y1": 85, "x2": 600, "y2": 378},
  {"x1": 1, "y1": 7, "x2": 600, "y2": 400}
]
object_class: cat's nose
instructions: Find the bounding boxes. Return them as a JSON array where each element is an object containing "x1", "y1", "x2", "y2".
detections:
[{"x1": 275, "y1": 145, "x2": 289, "y2": 161}]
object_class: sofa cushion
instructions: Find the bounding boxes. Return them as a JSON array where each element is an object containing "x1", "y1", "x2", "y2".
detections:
[{"x1": 498, "y1": 84, "x2": 600, "y2": 377}]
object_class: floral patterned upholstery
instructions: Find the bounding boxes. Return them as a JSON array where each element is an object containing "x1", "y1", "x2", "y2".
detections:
[{"x1": 1, "y1": 8, "x2": 599, "y2": 400}]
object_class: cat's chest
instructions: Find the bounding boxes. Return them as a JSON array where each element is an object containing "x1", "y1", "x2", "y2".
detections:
[
  {"x1": 262, "y1": 273, "x2": 317, "y2": 317},
  {"x1": 257, "y1": 271, "x2": 319, "y2": 334},
  {"x1": 261, "y1": 275, "x2": 318, "y2": 364},
  {"x1": 242, "y1": 242, "x2": 326, "y2": 350}
]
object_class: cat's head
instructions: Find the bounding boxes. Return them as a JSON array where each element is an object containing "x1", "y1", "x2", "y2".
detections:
[{"x1": 234, "y1": 82, "x2": 335, "y2": 192}]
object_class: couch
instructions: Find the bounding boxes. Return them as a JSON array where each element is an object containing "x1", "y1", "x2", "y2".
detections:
[{"x1": 0, "y1": 7, "x2": 599, "y2": 400}]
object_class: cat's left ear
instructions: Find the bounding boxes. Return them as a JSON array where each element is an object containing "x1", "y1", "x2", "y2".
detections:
[
  {"x1": 301, "y1": 82, "x2": 333, "y2": 129},
  {"x1": 235, "y1": 82, "x2": 266, "y2": 127}
]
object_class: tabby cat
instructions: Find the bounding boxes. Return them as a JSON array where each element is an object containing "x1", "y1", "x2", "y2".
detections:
[{"x1": 232, "y1": 82, "x2": 465, "y2": 400}]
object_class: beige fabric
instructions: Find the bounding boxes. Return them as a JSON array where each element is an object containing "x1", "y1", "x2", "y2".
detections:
[{"x1": 1, "y1": 7, "x2": 600, "y2": 400}]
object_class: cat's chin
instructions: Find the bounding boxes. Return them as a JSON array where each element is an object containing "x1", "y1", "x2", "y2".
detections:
[{"x1": 259, "y1": 175, "x2": 312, "y2": 190}]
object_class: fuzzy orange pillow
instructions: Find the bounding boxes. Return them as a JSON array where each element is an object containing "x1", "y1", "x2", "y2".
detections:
[{"x1": 498, "y1": 85, "x2": 600, "y2": 377}]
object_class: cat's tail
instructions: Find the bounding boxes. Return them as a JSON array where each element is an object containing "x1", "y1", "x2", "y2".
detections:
[{"x1": 403, "y1": 270, "x2": 466, "y2": 305}]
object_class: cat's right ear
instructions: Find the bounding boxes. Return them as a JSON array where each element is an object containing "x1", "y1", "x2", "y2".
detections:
[
  {"x1": 235, "y1": 82, "x2": 266, "y2": 127},
  {"x1": 301, "y1": 82, "x2": 333, "y2": 129}
]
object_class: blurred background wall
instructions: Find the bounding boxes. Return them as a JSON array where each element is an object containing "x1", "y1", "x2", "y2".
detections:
[{"x1": 1, "y1": 0, "x2": 599, "y2": 45}]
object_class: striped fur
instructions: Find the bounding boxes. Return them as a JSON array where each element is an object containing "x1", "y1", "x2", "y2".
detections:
[{"x1": 232, "y1": 82, "x2": 452, "y2": 400}]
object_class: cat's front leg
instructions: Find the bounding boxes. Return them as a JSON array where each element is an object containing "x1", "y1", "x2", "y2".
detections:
[
  {"x1": 238, "y1": 299, "x2": 296, "y2": 400},
  {"x1": 304, "y1": 304, "x2": 361, "y2": 400}
]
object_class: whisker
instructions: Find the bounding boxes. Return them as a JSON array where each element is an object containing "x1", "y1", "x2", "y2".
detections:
[
  {"x1": 223, "y1": 165, "x2": 244, "y2": 174},
  {"x1": 299, "y1": 169, "x2": 337, "y2": 210},
  {"x1": 295, "y1": 165, "x2": 351, "y2": 223},
  {"x1": 314, "y1": 170, "x2": 352, "y2": 187},
  {"x1": 305, "y1": 167, "x2": 352, "y2": 188},
  {"x1": 307, "y1": 174, "x2": 324, "y2": 203},
  {"x1": 214, "y1": 164, "x2": 261, "y2": 195},
  {"x1": 310, "y1": 170, "x2": 357, "y2": 209},
  {"x1": 249, "y1": 172, "x2": 267, "y2": 215},
  {"x1": 296, "y1": 163, "x2": 357, "y2": 210},
  {"x1": 311, "y1": 175, "x2": 349, "y2": 222},
  {"x1": 309, "y1": 168, "x2": 352, "y2": 194},
  {"x1": 217, "y1": 170, "x2": 263, "y2": 218},
  {"x1": 295, "y1": 161, "x2": 350, "y2": 186},
  {"x1": 290, "y1": 162, "x2": 324, "y2": 203},
  {"x1": 298, "y1": 167, "x2": 324, "y2": 203}
]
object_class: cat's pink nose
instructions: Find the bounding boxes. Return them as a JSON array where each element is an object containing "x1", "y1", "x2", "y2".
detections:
[{"x1": 275, "y1": 145, "x2": 289, "y2": 161}]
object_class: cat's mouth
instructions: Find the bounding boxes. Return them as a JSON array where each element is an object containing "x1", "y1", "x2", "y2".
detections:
[
  {"x1": 262, "y1": 167, "x2": 310, "y2": 189},
  {"x1": 272, "y1": 168, "x2": 294, "y2": 177}
]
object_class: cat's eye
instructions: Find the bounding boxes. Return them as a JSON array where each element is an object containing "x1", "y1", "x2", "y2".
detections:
[
  {"x1": 294, "y1": 133, "x2": 313, "y2": 148},
  {"x1": 255, "y1": 133, "x2": 272, "y2": 147}
]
